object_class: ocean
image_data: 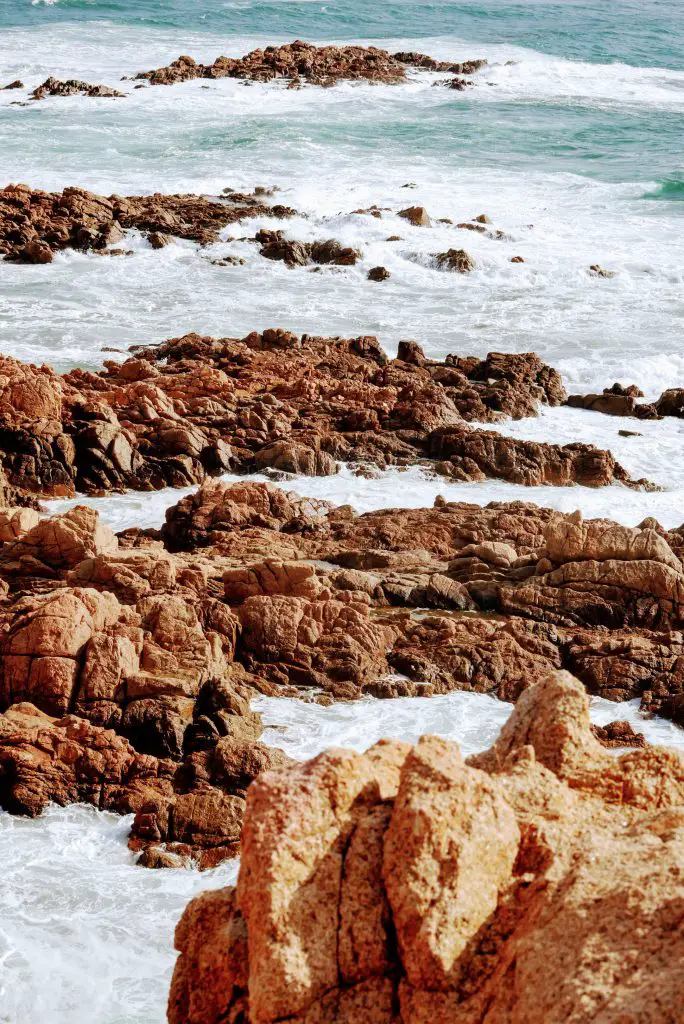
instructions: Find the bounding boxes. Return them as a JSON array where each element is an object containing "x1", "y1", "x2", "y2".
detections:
[{"x1": 0, "y1": 1, "x2": 683, "y2": 1021}]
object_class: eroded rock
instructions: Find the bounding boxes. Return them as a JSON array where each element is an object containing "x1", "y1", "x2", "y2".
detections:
[{"x1": 169, "y1": 671, "x2": 684, "y2": 1023}]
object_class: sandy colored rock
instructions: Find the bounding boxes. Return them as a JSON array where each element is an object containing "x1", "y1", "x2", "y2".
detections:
[{"x1": 169, "y1": 671, "x2": 684, "y2": 1023}]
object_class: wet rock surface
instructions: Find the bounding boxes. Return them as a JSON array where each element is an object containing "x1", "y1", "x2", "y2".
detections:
[
  {"x1": 135, "y1": 42, "x2": 486, "y2": 89},
  {"x1": 0, "y1": 331, "x2": 659, "y2": 505},
  {"x1": 30, "y1": 77, "x2": 126, "y2": 100},
  {"x1": 0, "y1": 184, "x2": 295, "y2": 263},
  {"x1": 169, "y1": 671, "x2": 684, "y2": 1023}
]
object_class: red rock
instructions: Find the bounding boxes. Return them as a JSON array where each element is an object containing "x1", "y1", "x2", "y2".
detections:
[{"x1": 135, "y1": 43, "x2": 454, "y2": 89}]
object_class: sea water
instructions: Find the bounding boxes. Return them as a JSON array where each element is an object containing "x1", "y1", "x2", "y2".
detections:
[{"x1": 1, "y1": 2, "x2": 684, "y2": 1020}]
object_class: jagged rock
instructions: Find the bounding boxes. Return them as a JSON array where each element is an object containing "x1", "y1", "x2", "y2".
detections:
[
  {"x1": 430, "y1": 428, "x2": 655, "y2": 490},
  {"x1": 367, "y1": 265, "x2": 391, "y2": 281},
  {"x1": 393, "y1": 53, "x2": 486, "y2": 75},
  {"x1": 655, "y1": 388, "x2": 684, "y2": 418},
  {"x1": 30, "y1": 77, "x2": 125, "y2": 100},
  {"x1": 398, "y1": 206, "x2": 431, "y2": 227},
  {"x1": 499, "y1": 511, "x2": 684, "y2": 630},
  {"x1": 0, "y1": 505, "x2": 118, "y2": 575},
  {"x1": 0, "y1": 184, "x2": 294, "y2": 262},
  {"x1": 136, "y1": 43, "x2": 478, "y2": 89},
  {"x1": 0, "y1": 330, "x2": 582, "y2": 501},
  {"x1": 2, "y1": 80, "x2": 23, "y2": 90},
  {"x1": 260, "y1": 236, "x2": 360, "y2": 267},
  {"x1": 434, "y1": 247, "x2": 475, "y2": 272},
  {"x1": 169, "y1": 671, "x2": 684, "y2": 1024},
  {"x1": 567, "y1": 382, "x2": 659, "y2": 419}
]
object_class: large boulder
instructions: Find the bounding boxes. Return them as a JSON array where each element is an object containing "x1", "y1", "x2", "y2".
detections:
[
  {"x1": 500, "y1": 512, "x2": 684, "y2": 630},
  {"x1": 169, "y1": 671, "x2": 684, "y2": 1023}
]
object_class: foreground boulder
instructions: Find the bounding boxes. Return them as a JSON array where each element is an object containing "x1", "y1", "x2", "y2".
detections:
[{"x1": 169, "y1": 671, "x2": 684, "y2": 1023}]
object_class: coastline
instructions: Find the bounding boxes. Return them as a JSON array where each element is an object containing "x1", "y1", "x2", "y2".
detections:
[{"x1": 1, "y1": 10, "x2": 684, "y2": 1023}]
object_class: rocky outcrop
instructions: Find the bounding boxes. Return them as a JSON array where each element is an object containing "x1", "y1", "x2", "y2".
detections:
[
  {"x1": 135, "y1": 43, "x2": 485, "y2": 89},
  {"x1": 499, "y1": 511, "x2": 684, "y2": 631},
  {"x1": 567, "y1": 382, "x2": 659, "y2": 419},
  {"x1": 258, "y1": 232, "x2": 360, "y2": 267},
  {"x1": 655, "y1": 387, "x2": 684, "y2": 418},
  {"x1": 431, "y1": 428, "x2": 656, "y2": 490},
  {"x1": 0, "y1": 184, "x2": 295, "y2": 263},
  {"x1": 393, "y1": 53, "x2": 487, "y2": 75},
  {"x1": 0, "y1": 699, "x2": 289, "y2": 868},
  {"x1": 567, "y1": 382, "x2": 684, "y2": 421},
  {"x1": 30, "y1": 77, "x2": 125, "y2": 100},
  {"x1": 0, "y1": 334, "x2": 584, "y2": 502},
  {"x1": 169, "y1": 671, "x2": 684, "y2": 1024}
]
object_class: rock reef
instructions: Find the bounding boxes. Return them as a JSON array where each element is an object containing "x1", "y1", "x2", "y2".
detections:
[
  {"x1": 168, "y1": 670, "x2": 684, "y2": 1023},
  {"x1": 0, "y1": 184, "x2": 295, "y2": 263},
  {"x1": 0, "y1": 330, "x2": 661, "y2": 505},
  {"x1": 135, "y1": 42, "x2": 487, "y2": 89}
]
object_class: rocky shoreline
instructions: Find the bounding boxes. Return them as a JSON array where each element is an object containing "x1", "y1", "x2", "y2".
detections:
[
  {"x1": 0, "y1": 325, "x2": 670, "y2": 503},
  {"x1": 0, "y1": 312, "x2": 682, "y2": 874},
  {"x1": 1, "y1": 456, "x2": 683, "y2": 866},
  {"x1": 169, "y1": 671, "x2": 684, "y2": 1023}
]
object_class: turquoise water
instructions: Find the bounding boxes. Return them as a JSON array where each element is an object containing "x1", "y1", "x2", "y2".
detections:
[{"x1": 5, "y1": 0, "x2": 684, "y2": 70}]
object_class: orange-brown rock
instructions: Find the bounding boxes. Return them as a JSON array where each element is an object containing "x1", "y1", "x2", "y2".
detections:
[
  {"x1": 431, "y1": 427, "x2": 655, "y2": 490},
  {"x1": 655, "y1": 387, "x2": 684, "y2": 418},
  {"x1": 135, "y1": 43, "x2": 484, "y2": 89},
  {"x1": 0, "y1": 333, "x2": 578, "y2": 501},
  {"x1": 0, "y1": 701, "x2": 174, "y2": 817},
  {"x1": 30, "y1": 77, "x2": 125, "y2": 100},
  {"x1": 169, "y1": 671, "x2": 684, "y2": 1024},
  {"x1": 499, "y1": 511, "x2": 684, "y2": 630},
  {"x1": 567, "y1": 382, "x2": 659, "y2": 419},
  {"x1": 0, "y1": 184, "x2": 294, "y2": 263},
  {"x1": 259, "y1": 233, "x2": 360, "y2": 267},
  {"x1": 434, "y1": 247, "x2": 475, "y2": 272},
  {"x1": 0, "y1": 698, "x2": 288, "y2": 867}
]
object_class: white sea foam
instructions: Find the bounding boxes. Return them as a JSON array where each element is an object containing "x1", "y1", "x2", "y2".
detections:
[
  {"x1": 1, "y1": 687, "x2": 681, "y2": 1024},
  {"x1": 254, "y1": 689, "x2": 684, "y2": 761},
  {"x1": 1, "y1": 28, "x2": 684, "y2": 394},
  {"x1": 0, "y1": 804, "x2": 237, "y2": 1024}
]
